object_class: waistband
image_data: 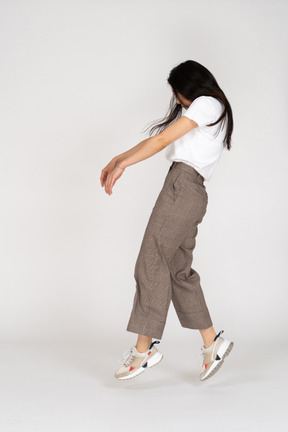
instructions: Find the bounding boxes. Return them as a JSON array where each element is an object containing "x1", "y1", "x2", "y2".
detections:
[{"x1": 169, "y1": 161, "x2": 205, "y2": 184}]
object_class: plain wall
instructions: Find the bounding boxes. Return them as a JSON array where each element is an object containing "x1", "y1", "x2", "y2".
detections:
[{"x1": 0, "y1": 0, "x2": 287, "y2": 344}]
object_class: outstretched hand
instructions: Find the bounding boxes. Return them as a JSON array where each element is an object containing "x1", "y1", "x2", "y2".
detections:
[{"x1": 100, "y1": 159, "x2": 125, "y2": 195}]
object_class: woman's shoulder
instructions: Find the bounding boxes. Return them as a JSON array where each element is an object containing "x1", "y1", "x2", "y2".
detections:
[
  {"x1": 192, "y1": 97, "x2": 224, "y2": 121},
  {"x1": 193, "y1": 95, "x2": 223, "y2": 109}
]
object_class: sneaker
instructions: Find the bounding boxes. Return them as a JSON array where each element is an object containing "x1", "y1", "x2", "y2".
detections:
[
  {"x1": 114, "y1": 340, "x2": 163, "y2": 380},
  {"x1": 199, "y1": 330, "x2": 234, "y2": 381}
]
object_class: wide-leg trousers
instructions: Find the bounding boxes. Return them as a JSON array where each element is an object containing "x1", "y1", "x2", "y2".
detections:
[{"x1": 126, "y1": 161, "x2": 213, "y2": 339}]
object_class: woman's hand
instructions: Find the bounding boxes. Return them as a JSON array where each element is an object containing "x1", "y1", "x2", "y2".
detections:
[
  {"x1": 100, "y1": 135, "x2": 165, "y2": 196},
  {"x1": 100, "y1": 158, "x2": 125, "y2": 195}
]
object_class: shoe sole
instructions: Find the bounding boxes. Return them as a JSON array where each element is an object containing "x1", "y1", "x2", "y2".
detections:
[
  {"x1": 200, "y1": 340, "x2": 234, "y2": 381},
  {"x1": 115, "y1": 351, "x2": 164, "y2": 380}
]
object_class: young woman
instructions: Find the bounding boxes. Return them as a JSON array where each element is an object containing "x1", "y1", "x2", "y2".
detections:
[{"x1": 100, "y1": 60, "x2": 234, "y2": 382}]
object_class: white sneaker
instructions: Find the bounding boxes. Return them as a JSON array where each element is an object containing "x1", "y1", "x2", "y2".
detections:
[
  {"x1": 115, "y1": 340, "x2": 163, "y2": 380},
  {"x1": 200, "y1": 330, "x2": 234, "y2": 381}
]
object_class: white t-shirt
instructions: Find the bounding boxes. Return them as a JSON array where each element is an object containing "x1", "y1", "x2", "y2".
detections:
[{"x1": 165, "y1": 96, "x2": 226, "y2": 182}]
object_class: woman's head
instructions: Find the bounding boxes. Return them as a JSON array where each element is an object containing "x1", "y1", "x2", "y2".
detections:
[
  {"x1": 168, "y1": 60, "x2": 224, "y2": 103},
  {"x1": 170, "y1": 86, "x2": 192, "y2": 110},
  {"x1": 144, "y1": 60, "x2": 234, "y2": 150}
]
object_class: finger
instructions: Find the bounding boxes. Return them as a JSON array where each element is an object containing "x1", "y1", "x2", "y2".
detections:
[
  {"x1": 101, "y1": 173, "x2": 105, "y2": 187},
  {"x1": 108, "y1": 176, "x2": 113, "y2": 195},
  {"x1": 100, "y1": 170, "x2": 106, "y2": 187},
  {"x1": 106, "y1": 177, "x2": 110, "y2": 195},
  {"x1": 109, "y1": 176, "x2": 115, "y2": 195},
  {"x1": 111, "y1": 177, "x2": 117, "y2": 191},
  {"x1": 106, "y1": 174, "x2": 112, "y2": 195},
  {"x1": 104, "y1": 174, "x2": 108, "y2": 194}
]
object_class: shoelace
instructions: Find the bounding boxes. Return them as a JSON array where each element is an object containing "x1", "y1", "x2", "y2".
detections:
[{"x1": 118, "y1": 346, "x2": 135, "y2": 366}]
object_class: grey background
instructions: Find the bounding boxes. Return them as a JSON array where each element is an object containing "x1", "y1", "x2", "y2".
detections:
[{"x1": 0, "y1": 0, "x2": 287, "y2": 431}]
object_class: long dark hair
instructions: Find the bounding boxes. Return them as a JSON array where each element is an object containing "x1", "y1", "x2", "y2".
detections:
[{"x1": 143, "y1": 60, "x2": 234, "y2": 150}]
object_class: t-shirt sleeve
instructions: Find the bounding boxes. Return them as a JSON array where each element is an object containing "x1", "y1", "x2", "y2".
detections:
[{"x1": 182, "y1": 96, "x2": 218, "y2": 127}]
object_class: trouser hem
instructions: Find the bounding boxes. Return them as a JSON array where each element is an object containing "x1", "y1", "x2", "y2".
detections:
[
  {"x1": 176, "y1": 310, "x2": 213, "y2": 330},
  {"x1": 126, "y1": 312, "x2": 165, "y2": 340}
]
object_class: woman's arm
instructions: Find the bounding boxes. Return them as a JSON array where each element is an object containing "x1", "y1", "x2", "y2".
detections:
[
  {"x1": 114, "y1": 135, "x2": 164, "y2": 170},
  {"x1": 101, "y1": 116, "x2": 198, "y2": 195},
  {"x1": 115, "y1": 116, "x2": 198, "y2": 169}
]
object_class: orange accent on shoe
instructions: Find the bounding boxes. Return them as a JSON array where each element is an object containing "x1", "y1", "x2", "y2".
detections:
[
  {"x1": 129, "y1": 366, "x2": 135, "y2": 371},
  {"x1": 205, "y1": 363, "x2": 208, "y2": 369}
]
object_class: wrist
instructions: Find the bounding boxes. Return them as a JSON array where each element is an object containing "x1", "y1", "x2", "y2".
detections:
[{"x1": 115, "y1": 158, "x2": 127, "y2": 170}]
